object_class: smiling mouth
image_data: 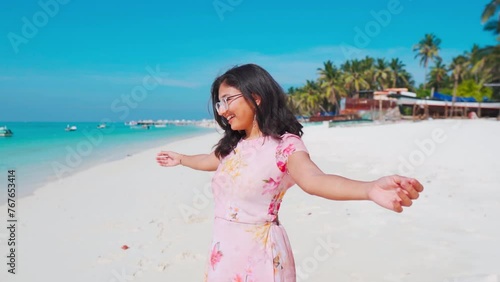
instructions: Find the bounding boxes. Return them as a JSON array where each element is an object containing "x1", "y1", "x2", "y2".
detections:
[{"x1": 227, "y1": 115, "x2": 235, "y2": 123}]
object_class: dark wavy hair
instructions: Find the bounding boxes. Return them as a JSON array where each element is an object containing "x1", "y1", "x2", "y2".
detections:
[{"x1": 211, "y1": 64, "x2": 303, "y2": 158}]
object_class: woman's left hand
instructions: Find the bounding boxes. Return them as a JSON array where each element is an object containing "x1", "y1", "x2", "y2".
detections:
[{"x1": 367, "y1": 175, "x2": 424, "y2": 213}]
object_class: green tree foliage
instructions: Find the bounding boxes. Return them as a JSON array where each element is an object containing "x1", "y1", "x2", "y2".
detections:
[
  {"x1": 481, "y1": 0, "x2": 500, "y2": 41},
  {"x1": 288, "y1": 12, "x2": 500, "y2": 117},
  {"x1": 428, "y1": 58, "x2": 449, "y2": 91},
  {"x1": 287, "y1": 56, "x2": 415, "y2": 116},
  {"x1": 413, "y1": 34, "x2": 442, "y2": 89},
  {"x1": 457, "y1": 79, "x2": 493, "y2": 101}
]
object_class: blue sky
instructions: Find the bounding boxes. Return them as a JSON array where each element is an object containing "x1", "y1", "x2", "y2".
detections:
[{"x1": 0, "y1": 0, "x2": 496, "y2": 122}]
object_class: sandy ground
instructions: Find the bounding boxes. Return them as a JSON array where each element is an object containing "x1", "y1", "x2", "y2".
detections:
[{"x1": 1, "y1": 119, "x2": 499, "y2": 282}]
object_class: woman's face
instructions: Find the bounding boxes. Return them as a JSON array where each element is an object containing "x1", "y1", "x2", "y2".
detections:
[{"x1": 217, "y1": 82, "x2": 258, "y2": 133}]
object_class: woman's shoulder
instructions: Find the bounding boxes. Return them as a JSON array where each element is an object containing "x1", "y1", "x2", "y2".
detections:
[
  {"x1": 277, "y1": 132, "x2": 307, "y2": 152},
  {"x1": 280, "y1": 132, "x2": 303, "y2": 140}
]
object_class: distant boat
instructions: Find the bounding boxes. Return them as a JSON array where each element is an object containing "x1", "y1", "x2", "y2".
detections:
[
  {"x1": 65, "y1": 125, "x2": 77, "y2": 131},
  {"x1": 97, "y1": 123, "x2": 107, "y2": 129},
  {"x1": 0, "y1": 126, "x2": 13, "y2": 137}
]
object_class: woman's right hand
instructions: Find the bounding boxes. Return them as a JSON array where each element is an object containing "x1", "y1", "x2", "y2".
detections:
[{"x1": 156, "y1": 151, "x2": 183, "y2": 167}]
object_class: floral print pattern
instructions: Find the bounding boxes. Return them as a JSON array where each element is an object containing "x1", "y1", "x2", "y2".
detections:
[
  {"x1": 210, "y1": 242, "x2": 223, "y2": 270},
  {"x1": 205, "y1": 133, "x2": 308, "y2": 282},
  {"x1": 262, "y1": 177, "x2": 281, "y2": 195},
  {"x1": 221, "y1": 147, "x2": 246, "y2": 180},
  {"x1": 268, "y1": 191, "x2": 285, "y2": 218}
]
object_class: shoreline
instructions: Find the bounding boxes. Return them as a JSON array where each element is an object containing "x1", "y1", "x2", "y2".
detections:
[{"x1": 0, "y1": 125, "x2": 218, "y2": 203}]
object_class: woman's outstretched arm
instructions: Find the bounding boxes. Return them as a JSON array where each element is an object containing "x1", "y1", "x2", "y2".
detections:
[
  {"x1": 287, "y1": 151, "x2": 423, "y2": 213},
  {"x1": 156, "y1": 151, "x2": 220, "y2": 171}
]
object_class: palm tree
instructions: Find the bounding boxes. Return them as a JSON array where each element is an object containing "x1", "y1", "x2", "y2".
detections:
[
  {"x1": 480, "y1": 1, "x2": 500, "y2": 100},
  {"x1": 428, "y1": 58, "x2": 448, "y2": 92},
  {"x1": 487, "y1": 46, "x2": 500, "y2": 101},
  {"x1": 465, "y1": 44, "x2": 488, "y2": 83},
  {"x1": 317, "y1": 60, "x2": 345, "y2": 114},
  {"x1": 481, "y1": 0, "x2": 500, "y2": 40},
  {"x1": 372, "y1": 59, "x2": 391, "y2": 90},
  {"x1": 360, "y1": 56, "x2": 376, "y2": 89},
  {"x1": 300, "y1": 80, "x2": 324, "y2": 116},
  {"x1": 389, "y1": 58, "x2": 409, "y2": 88},
  {"x1": 286, "y1": 87, "x2": 302, "y2": 115},
  {"x1": 473, "y1": 45, "x2": 500, "y2": 100},
  {"x1": 401, "y1": 70, "x2": 416, "y2": 91},
  {"x1": 288, "y1": 86, "x2": 314, "y2": 116},
  {"x1": 341, "y1": 59, "x2": 370, "y2": 94},
  {"x1": 479, "y1": 45, "x2": 500, "y2": 78},
  {"x1": 413, "y1": 34, "x2": 442, "y2": 89},
  {"x1": 449, "y1": 55, "x2": 468, "y2": 116},
  {"x1": 483, "y1": 45, "x2": 500, "y2": 93}
]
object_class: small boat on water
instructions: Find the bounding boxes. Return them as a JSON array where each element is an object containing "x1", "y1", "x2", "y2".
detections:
[
  {"x1": 0, "y1": 126, "x2": 13, "y2": 137},
  {"x1": 65, "y1": 125, "x2": 77, "y2": 131},
  {"x1": 97, "y1": 123, "x2": 107, "y2": 129}
]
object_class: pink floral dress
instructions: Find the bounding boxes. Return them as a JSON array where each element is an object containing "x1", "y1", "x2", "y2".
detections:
[{"x1": 205, "y1": 133, "x2": 308, "y2": 282}]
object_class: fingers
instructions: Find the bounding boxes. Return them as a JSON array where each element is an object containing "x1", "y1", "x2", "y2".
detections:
[
  {"x1": 401, "y1": 179, "x2": 419, "y2": 200},
  {"x1": 410, "y1": 178, "x2": 424, "y2": 192},
  {"x1": 395, "y1": 176, "x2": 423, "y2": 200},
  {"x1": 376, "y1": 175, "x2": 424, "y2": 213},
  {"x1": 156, "y1": 151, "x2": 179, "y2": 167},
  {"x1": 394, "y1": 177, "x2": 424, "y2": 212},
  {"x1": 157, "y1": 151, "x2": 172, "y2": 158},
  {"x1": 156, "y1": 155, "x2": 169, "y2": 166},
  {"x1": 397, "y1": 188, "x2": 412, "y2": 207},
  {"x1": 156, "y1": 158, "x2": 171, "y2": 166},
  {"x1": 392, "y1": 199, "x2": 403, "y2": 213}
]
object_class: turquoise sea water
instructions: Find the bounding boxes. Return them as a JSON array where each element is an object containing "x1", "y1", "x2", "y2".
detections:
[{"x1": 0, "y1": 122, "x2": 213, "y2": 200}]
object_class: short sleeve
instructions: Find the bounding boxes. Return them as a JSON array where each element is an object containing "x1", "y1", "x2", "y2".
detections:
[{"x1": 275, "y1": 133, "x2": 308, "y2": 173}]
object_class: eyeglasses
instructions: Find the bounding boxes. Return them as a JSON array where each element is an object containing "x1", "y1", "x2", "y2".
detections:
[{"x1": 215, "y1": 94, "x2": 243, "y2": 113}]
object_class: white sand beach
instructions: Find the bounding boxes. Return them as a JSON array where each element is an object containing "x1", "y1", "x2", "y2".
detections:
[{"x1": 1, "y1": 119, "x2": 499, "y2": 282}]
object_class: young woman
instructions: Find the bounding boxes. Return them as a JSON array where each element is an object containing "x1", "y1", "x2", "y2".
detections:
[{"x1": 156, "y1": 64, "x2": 423, "y2": 282}]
